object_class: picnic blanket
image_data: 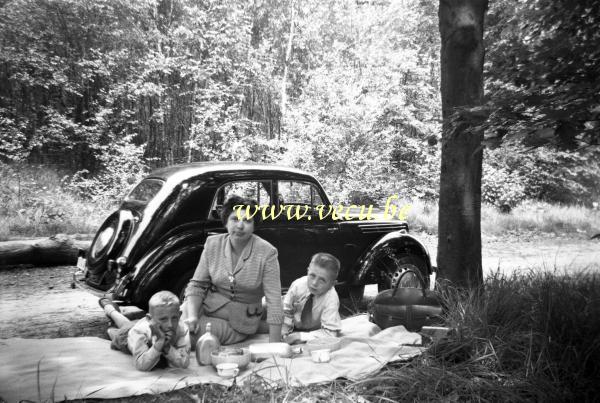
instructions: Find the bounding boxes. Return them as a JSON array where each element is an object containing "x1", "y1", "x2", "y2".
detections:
[{"x1": 0, "y1": 315, "x2": 424, "y2": 402}]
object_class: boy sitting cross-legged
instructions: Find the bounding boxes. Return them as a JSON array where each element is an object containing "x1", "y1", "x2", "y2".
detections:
[
  {"x1": 282, "y1": 252, "x2": 342, "y2": 344},
  {"x1": 99, "y1": 290, "x2": 190, "y2": 371}
]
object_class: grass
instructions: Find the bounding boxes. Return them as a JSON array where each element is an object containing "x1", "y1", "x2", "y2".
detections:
[
  {"x1": 59, "y1": 269, "x2": 598, "y2": 403},
  {"x1": 0, "y1": 164, "x2": 113, "y2": 241},
  {"x1": 361, "y1": 269, "x2": 600, "y2": 402},
  {"x1": 404, "y1": 199, "x2": 600, "y2": 238},
  {"x1": 482, "y1": 200, "x2": 600, "y2": 236}
]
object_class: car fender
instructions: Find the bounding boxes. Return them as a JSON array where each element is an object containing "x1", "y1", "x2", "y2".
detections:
[
  {"x1": 353, "y1": 232, "x2": 432, "y2": 284},
  {"x1": 125, "y1": 227, "x2": 206, "y2": 305},
  {"x1": 131, "y1": 243, "x2": 203, "y2": 307}
]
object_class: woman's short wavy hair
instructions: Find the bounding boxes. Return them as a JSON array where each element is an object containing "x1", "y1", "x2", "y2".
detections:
[{"x1": 220, "y1": 195, "x2": 261, "y2": 226}]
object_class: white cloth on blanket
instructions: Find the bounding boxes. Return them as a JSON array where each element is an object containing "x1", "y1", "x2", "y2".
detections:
[{"x1": 0, "y1": 314, "x2": 424, "y2": 402}]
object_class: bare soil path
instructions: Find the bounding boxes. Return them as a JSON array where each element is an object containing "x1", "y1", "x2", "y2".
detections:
[
  {"x1": 421, "y1": 234, "x2": 600, "y2": 275},
  {"x1": 1, "y1": 236, "x2": 598, "y2": 340},
  {"x1": 0, "y1": 266, "x2": 108, "y2": 339}
]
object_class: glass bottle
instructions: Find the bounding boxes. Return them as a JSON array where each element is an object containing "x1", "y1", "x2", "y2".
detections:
[{"x1": 195, "y1": 322, "x2": 220, "y2": 366}]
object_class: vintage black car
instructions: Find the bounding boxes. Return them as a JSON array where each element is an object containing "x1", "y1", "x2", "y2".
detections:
[{"x1": 75, "y1": 162, "x2": 433, "y2": 308}]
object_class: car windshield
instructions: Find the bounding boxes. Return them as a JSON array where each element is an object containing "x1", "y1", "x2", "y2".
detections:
[{"x1": 125, "y1": 178, "x2": 164, "y2": 204}]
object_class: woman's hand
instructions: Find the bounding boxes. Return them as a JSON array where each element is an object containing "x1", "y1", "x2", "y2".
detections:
[
  {"x1": 183, "y1": 317, "x2": 199, "y2": 334},
  {"x1": 283, "y1": 332, "x2": 302, "y2": 345},
  {"x1": 268, "y1": 323, "x2": 283, "y2": 343}
]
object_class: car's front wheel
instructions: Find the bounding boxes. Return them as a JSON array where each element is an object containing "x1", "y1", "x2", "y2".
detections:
[{"x1": 372, "y1": 248, "x2": 429, "y2": 292}]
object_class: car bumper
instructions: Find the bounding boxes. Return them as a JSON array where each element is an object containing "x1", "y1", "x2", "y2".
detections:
[
  {"x1": 72, "y1": 256, "x2": 133, "y2": 301},
  {"x1": 71, "y1": 266, "x2": 107, "y2": 298}
]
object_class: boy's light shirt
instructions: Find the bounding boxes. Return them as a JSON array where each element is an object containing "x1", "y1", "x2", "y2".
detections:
[
  {"x1": 127, "y1": 317, "x2": 191, "y2": 371},
  {"x1": 283, "y1": 275, "x2": 342, "y2": 341}
]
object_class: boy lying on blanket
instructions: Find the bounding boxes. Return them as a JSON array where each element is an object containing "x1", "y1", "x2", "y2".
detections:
[
  {"x1": 282, "y1": 252, "x2": 342, "y2": 344},
  {"x1": 100, "y1": 290, "x2": 191, "y2": 371}
]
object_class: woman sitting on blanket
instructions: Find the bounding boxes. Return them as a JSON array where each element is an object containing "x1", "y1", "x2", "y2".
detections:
[{"x1": 181, "y1": 195, "x2": 283, "y2": 345}]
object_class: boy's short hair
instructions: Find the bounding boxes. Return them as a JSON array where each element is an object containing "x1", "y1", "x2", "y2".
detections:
[
  {"x1": 310, "y1": 252, "x2": 340, "y2": 278},
  {"x1": 148, "y1": 290, "x2": 180, "y2": 312}
]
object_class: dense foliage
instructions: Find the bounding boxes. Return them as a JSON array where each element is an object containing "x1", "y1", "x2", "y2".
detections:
[
  {"x1": 0, "y1": 0, "x2": 597, "y2": 205},
  {"x1": 485, "y1": 0, "x2": 600, "y2": 150},
  {"x1": 481, "y1": 0, "x2": 600, "y2": 207}
]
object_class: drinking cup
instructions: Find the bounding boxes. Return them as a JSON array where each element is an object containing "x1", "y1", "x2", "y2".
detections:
[
  {"x1": 310, "y1": 348, "x2": 331, "y2": 363},
  {"x1": 216, "y1": 363, "x2": 239, "y2": 378}
]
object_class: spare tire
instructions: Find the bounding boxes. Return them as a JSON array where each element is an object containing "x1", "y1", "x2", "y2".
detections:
[{"x1": 87, "y1": 210, "x2": 134, "y2": 274}]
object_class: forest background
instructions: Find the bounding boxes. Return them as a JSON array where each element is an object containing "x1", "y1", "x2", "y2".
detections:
[{"x1": 1, "y1": 0, "x2": 599, "y2": 239}]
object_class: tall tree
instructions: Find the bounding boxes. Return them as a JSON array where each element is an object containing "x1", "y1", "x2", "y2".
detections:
[
  {"x1": 437, "y1": 0, "x2": 488, "y2": 288},
  {"x1": 279, "y1": 0, "x2": 295, "y2": 126}
]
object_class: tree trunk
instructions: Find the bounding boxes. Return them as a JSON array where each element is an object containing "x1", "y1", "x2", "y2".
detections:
[
  {"x1": 279, "y1": 0, "x2": 295, "y2": 131},
  {"x1": 0, "y1": 234, "x2": 91, "y2": 267},
  {"x1": 437, "y1": 0, "x2": 488, "y2": 288}
]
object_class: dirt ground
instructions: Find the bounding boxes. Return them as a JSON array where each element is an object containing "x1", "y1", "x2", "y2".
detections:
[{"x1": 1, "y1": 236, "x2": 598, "y2": 340}]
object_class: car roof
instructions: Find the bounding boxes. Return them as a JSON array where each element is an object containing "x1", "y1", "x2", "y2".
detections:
[{"x1": 148, "y1": 161, "x2": 314, "y2": 182}]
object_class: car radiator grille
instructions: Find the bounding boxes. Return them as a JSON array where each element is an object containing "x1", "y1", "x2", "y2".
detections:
[{"x1": 357, "y1": 223, "x2": 408, "y2": 234}]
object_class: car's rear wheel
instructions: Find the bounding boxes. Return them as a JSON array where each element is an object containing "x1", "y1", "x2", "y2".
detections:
[{"x1": 372, "y1": 247, "x2": 429, "y2": 292}]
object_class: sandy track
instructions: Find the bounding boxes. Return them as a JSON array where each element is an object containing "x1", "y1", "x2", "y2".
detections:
[{"x1": 0, "y1": 266, "x2": 108, "y2": 339}]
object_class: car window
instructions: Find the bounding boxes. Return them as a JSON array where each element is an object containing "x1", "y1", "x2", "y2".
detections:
[
  {"x1": 125, "y1": 179, "x2": 164, "y2": 204},
  {"x1": 278, "y1": 181, "x2": 323, "y2": 207},
  {"x1": 208, "y1": 180, "x2": 272, "y2": 220}
]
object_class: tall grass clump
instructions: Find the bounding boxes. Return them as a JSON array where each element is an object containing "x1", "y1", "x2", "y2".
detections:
[
  {"x1": 375, "y1": 197, "x2": 439, "y2": 234},
  {"x1": 405, "y1": 198, "x2": 438, "y2": 234},
  {"x1": 0, "y1": 164, "x2": 114, "y2": 240},
  {"x1": 390, "y1": 198, "x2": 599, "y2": 237},
  {"x1": 357, "y1": 270, "x2": 600, "y2": 402},
  {"x1": 481, "y1": 200, "x2": 600, "y2": 236}
]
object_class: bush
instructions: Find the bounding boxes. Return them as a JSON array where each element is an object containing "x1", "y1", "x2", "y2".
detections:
[
  {"x1": 482, "y1": 163, "x2": 526, "y2": 210},
  {"x1": 64, "y1": 139, "x2": 148, "y2": 204},
  {"x1": 0, "y1": 163, "x2": 111, "y2": 240},
  {"x1": 483, "y1": 146, "x2": 600, "y2": 209}
]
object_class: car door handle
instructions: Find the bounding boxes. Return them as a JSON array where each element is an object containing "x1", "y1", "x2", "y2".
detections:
[{"x1": 327, "y1": 227, "x2": 338, "y2": 233}]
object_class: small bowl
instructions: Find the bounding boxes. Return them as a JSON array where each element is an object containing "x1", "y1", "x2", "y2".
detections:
[
  {"x1": 310, "y1": 348, "x2": 331, "y2": 363},
  {"x1": 211, "y1": 347, "x2": 251, "y2": 370},
  {"x1": 216, "y1": 362, "x2": 239, "y2": 378},
  {"x1": 305, "y1": 337, "x2": 341, "y2": 353}
]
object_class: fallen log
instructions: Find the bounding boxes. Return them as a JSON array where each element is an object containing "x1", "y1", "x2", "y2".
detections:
[{"x1": 0, "y1": 234, "x2": 91, "y2": 267}]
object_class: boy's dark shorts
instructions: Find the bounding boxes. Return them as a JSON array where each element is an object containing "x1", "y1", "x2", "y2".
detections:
[{"x1": 109, "y1": 323, "x2": 134, "y2": 354}]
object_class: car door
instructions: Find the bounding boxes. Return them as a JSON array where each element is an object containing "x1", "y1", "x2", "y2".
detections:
[
  {"x1": 261, "y1": 179, "x2": 336, "y2": 288},
  {"x1": 300, "y1": 183, "x2": 349, "y2": 275}
]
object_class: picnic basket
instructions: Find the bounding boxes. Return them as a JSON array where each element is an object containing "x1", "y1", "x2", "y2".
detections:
[{"x1": 370, "y1": 268, "x2": 443, "y2": 332}]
